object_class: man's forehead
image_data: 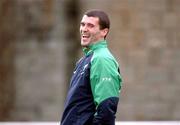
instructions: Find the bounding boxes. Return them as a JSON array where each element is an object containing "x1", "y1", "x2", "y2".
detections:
[{"x1": 81, "y1": 15, "x2": 99, "y2": 24}]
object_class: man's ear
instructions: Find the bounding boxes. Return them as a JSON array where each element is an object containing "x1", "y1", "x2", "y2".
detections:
[{"x1": 101, "y1": 28, "x2": 109, "y2": 38}]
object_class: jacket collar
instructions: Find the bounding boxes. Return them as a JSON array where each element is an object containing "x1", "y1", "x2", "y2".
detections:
[{"x1": 83, "y1": 40, "x2": 107, "y2": 56}]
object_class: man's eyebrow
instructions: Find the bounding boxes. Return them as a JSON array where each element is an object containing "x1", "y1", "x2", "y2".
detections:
[
  {"x1": 87, "y1": 23, "x2": 94, "y2": 26},
  {"x1": 80, "y1": 22, "x2": 95, "y2": 27}
]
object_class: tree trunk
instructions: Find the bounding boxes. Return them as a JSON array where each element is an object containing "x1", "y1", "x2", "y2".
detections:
[{"x1": 0, "y1": 0, "x2": 17, "y2": 120}]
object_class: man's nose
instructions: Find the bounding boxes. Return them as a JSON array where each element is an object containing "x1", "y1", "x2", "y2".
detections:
[{"x1": 82, "y1": 25, "x2": 88, "y2": 32}]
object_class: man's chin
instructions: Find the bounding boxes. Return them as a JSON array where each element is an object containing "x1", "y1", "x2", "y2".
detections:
[
  {"x1": 81, "y1": 44, "x2": 88, "y2": 47},
  {"x1": 81, "y1": 41, "x2": 90, "y2": 47}
]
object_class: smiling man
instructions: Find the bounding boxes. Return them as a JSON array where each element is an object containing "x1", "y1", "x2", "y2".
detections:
[
  {"x1": 60, "y1": 9, "x2": 122, "y2": 125},
  {"x1": 80, "y1": 14, "x2": 108, "y2": 47}
]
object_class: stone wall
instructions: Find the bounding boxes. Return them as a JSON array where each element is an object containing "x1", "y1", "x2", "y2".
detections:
[{"x1": 8, "y1": 0, "x2": 68, "y2": 121}]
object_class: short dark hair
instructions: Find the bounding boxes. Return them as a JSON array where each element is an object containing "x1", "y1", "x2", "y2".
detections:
[{"x1": 84, "y1": 9, "x2": 110, "y2": 30}]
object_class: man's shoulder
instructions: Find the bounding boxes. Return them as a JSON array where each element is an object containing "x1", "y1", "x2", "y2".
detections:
[
  {"x1": 91, "y1": 49, "x2": 119, "y2": 70},
  {"x1": 93, "y1": 48, "x2": 115, "y2": 60}
]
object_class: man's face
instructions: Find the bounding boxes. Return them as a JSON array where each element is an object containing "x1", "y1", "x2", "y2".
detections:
[{"x1": 80, "y1": 15, "x2": 107, "y2": 47}]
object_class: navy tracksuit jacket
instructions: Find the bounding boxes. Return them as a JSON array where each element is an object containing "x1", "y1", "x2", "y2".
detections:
[{"x1": 60, "y1": 40, "x2": 122, "y2": 125}]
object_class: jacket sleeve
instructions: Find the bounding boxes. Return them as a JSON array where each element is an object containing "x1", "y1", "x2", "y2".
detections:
[{"x1": 90, "y1": 56, "x2": 122, "y2": 125}]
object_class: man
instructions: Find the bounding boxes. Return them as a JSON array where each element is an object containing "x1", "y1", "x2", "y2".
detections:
[{"x1": 61, "y1": 9, "x2": 122, "y2": 125}]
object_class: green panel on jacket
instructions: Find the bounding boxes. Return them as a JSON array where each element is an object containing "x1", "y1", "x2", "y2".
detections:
[{"x1": 89, "y1": 40, "x2": 122, "y2": 108}]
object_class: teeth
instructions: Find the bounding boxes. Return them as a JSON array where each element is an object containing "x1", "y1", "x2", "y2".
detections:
[{"x1": 82, "y1": 35, "x2": 89, "y2": 38}]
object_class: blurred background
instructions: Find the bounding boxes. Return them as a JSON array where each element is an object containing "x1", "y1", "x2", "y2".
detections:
[{"x1": 0, "y1": 0, "x2": 180, "y2": 121}]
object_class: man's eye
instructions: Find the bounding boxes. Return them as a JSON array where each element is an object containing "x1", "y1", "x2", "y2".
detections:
[
  {"x1": 80, "y1": 23, "x2": 85, "y2": 26},
  {"x1": 88, "y1": 24, "x2": 94, "y2": 28}
]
